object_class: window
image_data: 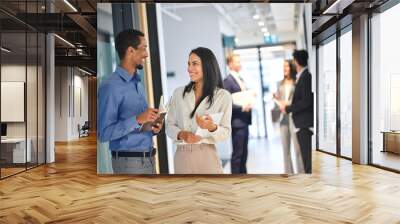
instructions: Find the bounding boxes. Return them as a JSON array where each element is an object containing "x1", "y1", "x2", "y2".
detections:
[
  {"x1": 0, "y1": 1, "x2": 46, "y2": 179},
  {"x1": 318, "y1": 37, "x2": 337, "y2": 154},
  {"x1": 339, "y1": 29, "x2": 352, "y2": 158},
  {"x1": 370, "y1": 3, "x2": 400, "y2": 171}
]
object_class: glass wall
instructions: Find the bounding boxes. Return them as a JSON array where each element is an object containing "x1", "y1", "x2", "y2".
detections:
[
  {"x1": 0, "y1": 1, "x2": 46, "y2": 179},
  {"x1": 371, "y1": 3, "x2": 400, "y2": 171},
  {"x1": 317, "y1": 36, "x2": 337, "y2": 154},
  {"x1": 1, "y1": 32, "x2": 28, "y2": 177},
  {"x1": 339, "y1": 28, "x2": 352, "y2": 158}
]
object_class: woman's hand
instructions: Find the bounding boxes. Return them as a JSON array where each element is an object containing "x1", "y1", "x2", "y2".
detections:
[
  {"x1": 242, "y1": 103, "x2": 252, "y2": 112},
  {"x1": 195, "y1": 114, "x2": 217, "y2": 132},
  {"x1": 177, "y1": 131, "x2": 202, "y2": 143}
]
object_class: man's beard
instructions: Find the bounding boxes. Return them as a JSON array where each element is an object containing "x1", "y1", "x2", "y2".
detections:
[{"x1": 136, "y1": 64, "x2": 143, "y2": 70}]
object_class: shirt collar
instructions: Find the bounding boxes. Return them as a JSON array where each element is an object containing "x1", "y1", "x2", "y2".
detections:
[
  {"x1": 116, "y1": 66, "x2": 141, "y2": 82},
  {"x1": 296, "y1": 66, "x2": 308, "y2": 81},
  {"x1": 230, "y1": 70, "x2": 241, "y2": 79}
]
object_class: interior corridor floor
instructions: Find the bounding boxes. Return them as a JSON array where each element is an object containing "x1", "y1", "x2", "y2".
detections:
[
  {"x1": 222, "y1": 119, "x2": 304, "y2": 174},
  {"x1": 1, "y1": 135, "x2": 400, "y2": 223},
  {"x1": 372, "y1": 150, "x2": 400, "y2": 171},
  {"x1": 223, "y1": 136, "x2": 304, "y2": 174}
]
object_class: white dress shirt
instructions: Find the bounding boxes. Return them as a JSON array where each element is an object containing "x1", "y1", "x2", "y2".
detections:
[
  {"x1": 230, "y1": 70, "x2": 246, "y2": 91},
  {"x1": 166, "y1": 86, "x2": 233, "y2": 144},
  {"x1": 296, "y1": 66, "x2": 307, "y2": 84}
]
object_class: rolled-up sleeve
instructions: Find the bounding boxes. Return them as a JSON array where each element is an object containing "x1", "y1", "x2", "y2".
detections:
[
  {"x1": 207, "y1": 91, "x2": 232, "y2": 142},
  {"x1": 165, "y1": 90, "x2": 182, "y2": 141},
  {"x1": 97, "y1": 83, "x2": 141, "y2": 142}
]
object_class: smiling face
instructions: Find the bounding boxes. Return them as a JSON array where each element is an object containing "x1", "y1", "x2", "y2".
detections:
[
  {"x1": 284, "y1": 61, "x2": 291, "y2": 79},
  {"x1": 187, "y1": 53, "x2": 203, "y2": 83},
  {"x1": 126, "y1": 36, "x2": 149, "y2": 69}
]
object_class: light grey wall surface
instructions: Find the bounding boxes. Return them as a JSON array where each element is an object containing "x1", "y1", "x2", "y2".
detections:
[
  {"x1": 161, "y1": 5, "x2": 226, "y2": 99},
  {"x1": 55, "y1": 67, "x2": 89, "y2": 141}
]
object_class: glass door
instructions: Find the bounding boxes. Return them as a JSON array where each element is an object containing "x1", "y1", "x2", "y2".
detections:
[{"x1": 317, "y1": 36, "x2": 337, "y2": 155}]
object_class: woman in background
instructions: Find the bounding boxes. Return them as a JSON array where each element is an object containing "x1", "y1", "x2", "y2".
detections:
[
  {"x1": 274, "y1": 60, "x2": 303, "y2": 173},
  {"x1": 166, "y1": 47, "x2": 232, "y2": 174}
]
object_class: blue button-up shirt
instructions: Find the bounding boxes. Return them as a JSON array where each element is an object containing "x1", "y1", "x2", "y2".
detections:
[{"x1": 97, "y1": 66, "x2": 153, "y2": 152}]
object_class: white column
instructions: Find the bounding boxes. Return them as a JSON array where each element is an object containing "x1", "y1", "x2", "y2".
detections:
[
  {"x1": 352, "y1": 14, "x2": 369, "y2": 164},
  {"x1": 46, "y1": 32, "x2": 55, "y2": 163}
]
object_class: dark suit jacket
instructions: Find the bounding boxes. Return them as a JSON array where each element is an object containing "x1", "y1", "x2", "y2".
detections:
[
  {"x1": 285, "y1": 69, "x2": 314, "y2": 129},
  {"x1": 223, "y1": 74, "x2": 252, "y2": 128}
]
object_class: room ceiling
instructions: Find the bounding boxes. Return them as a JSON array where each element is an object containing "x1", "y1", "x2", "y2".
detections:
[
  {"x1": 0, "y1": 0, "x2": 97, "y2": 74},
  {"x1": 161, "y1": 3, "x2": 302, "y2": 46}
]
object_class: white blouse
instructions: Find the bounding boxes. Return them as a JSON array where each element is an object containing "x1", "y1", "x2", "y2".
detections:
[{"x1": 166, "y1": 86, "x2": 232, "y2": 145}]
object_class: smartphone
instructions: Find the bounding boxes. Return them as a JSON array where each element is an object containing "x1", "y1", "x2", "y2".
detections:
[{"x1": 139, "y1": 112, "x2": 167, "y2": 132}]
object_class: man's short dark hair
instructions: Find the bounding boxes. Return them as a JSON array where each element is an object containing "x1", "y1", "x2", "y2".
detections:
[
  {"x1": 115, "y1": 29, "x2": 144, "y2": 60},
  {"x1": 292, "y1": 50, "x2": 308, "y2": 67}
]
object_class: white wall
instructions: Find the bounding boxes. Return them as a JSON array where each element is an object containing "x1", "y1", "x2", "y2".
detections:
[
  {"x1": 1, "y1": 64, "x2": 46, "y2": 163},
  {"x1": 296, "y1": 4, "x2": 312, "y2": 54},
  {"x1": 161, "y1": 6, "x2": 226, "y2": 98},
  {"x1": 1, "y1": 65, "x2": 34, "y2": 137},
  {"x1": 55, "y1": 67, "x2": 68, "y2": 141},
  {"x1": 55, "y1": 67, "x2": 89, "y2": 141},
  {"x1": 1, "y1": 65, "x2": 26, "y2": 142}
]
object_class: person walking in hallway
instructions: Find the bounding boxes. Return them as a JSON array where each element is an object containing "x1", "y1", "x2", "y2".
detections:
[
  {"x1": 166, "y1": 47, "x2": 232, "y2": 174},
  {"x1": 223, "y1": 54, "x2": 252, "y2": 174},
  {"x1": 279, "y1": 50, "x2": 314, "y2": 173},
  {"x1": 97, "y1": 29, "x2": 162, "y2": 174}
]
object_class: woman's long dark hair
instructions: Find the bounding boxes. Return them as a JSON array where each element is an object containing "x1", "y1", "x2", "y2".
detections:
[
  {"x1": 282, "y1": 59, "x2": 297, "y2": 83},
  {"x1": 183, "y1": 47, "x2": 223, "y2": 118}
]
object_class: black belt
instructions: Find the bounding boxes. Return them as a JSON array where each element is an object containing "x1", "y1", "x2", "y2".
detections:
[{"x1": 112, "y1": 149, "x2": 155, "y2": 158}]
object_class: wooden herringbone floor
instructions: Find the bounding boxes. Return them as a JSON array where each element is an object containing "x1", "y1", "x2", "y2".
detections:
[{"x1": 1, "y1": 135, "x2": 400, "y2": 223}]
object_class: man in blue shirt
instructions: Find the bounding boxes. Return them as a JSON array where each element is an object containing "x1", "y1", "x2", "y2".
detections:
[{"x1": 98, "y1": 29, "x2": 162, "y2": 174}]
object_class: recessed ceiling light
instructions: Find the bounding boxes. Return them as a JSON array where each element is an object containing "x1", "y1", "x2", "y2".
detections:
[
  {"x1": 63, "y1": 0, "x2": 78, "y2": 12},
  {"x1": 253, "y1": 14, "x2": 260, "y2": 20},
  {"x1": 1, "y1": 47, "x2": 11, "y2": 53},
  {"x1": 264, "y1": 32, "x2": 270, "y2": 36},
  {"x1": 54, "y1": 34, "x2": 75, "y2": 48},
  {"x1": 322, "y1": 0, "x2": 346, "y2": 14},
  {"x1": 258, "y1": 21, "x2": 264, "y2": 26},
  {"x1": 78, "y1": 67, "x2": 92, "y2": 76},
  {"x1": 261, "y1": 27, "x2": 267, "y2": 32}
]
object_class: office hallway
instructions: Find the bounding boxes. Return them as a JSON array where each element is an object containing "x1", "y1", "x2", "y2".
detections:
[{"x1": 1, "y1": 135, "x2": 400, "y2": 223}]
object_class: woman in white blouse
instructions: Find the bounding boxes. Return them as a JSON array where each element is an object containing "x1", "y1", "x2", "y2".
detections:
[
  {"x1": 166, "y1": 47, "x2": 232, "y2": 174},
  {"x1": 273, "y1": 59, "x2": 302, "y2": 173}
]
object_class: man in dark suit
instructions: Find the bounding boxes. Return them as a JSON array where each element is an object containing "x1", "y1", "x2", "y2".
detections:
[
  {"x1": 223, "y1": 54, "x2": 252, "y2": 174},
  {"x1": 280, "y1": 50, "x2": 314, "y2": 173}
]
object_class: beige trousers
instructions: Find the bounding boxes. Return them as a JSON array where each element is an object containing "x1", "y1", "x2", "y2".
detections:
[{"x1": 174, "y1": 144, "x2": 223, "y2": 174}]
